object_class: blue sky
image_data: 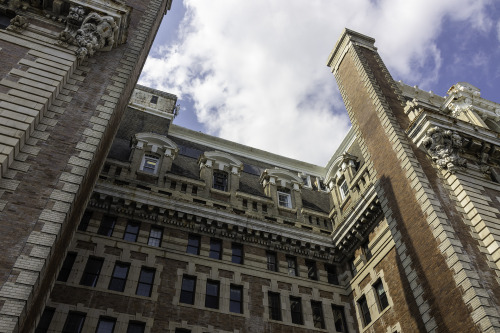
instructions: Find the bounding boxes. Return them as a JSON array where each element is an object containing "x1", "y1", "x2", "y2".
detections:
[{"x1": 139, "y1": 0, "x2": 499, "y2": 166}]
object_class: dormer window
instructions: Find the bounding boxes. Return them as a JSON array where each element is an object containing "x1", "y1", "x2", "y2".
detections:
[
  {"x1": 141, "y1": 154, "x2": 159, "y2": 174},
  {"x1": 277, "y1": 187, "x2": 292, "y2": 208},
  {"x1": 213, "y1": 170, "x2": 228, "y2": 191},
  {"x1": 339, "y1": 179, "x2": 349, "y2": 200}
]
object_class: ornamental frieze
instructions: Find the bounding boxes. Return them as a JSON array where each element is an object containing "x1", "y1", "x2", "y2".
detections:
[{"x1": 422, "y1": 126, "x2": 467, "y2": 173}]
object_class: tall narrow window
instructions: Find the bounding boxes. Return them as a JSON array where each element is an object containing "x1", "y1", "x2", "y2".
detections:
[
  {"x1": 268, "y1": 292, "x2": 282, "y2": 321},
  {"x1": 136, "y1": 267, "x2": 155, "y2": 297},
  {"x1": 141, "y1": 154, "x2": 159, "y2": 174},
  {"x1": 148, "y1": 226, "x2": 163, "y2": 247},
  {"x1": 205, "y1": 280, "x2": 220, "y2": 309},
  {"x1": 350, "y1": 257, "x2": 357, "y2": 276},
  {"x1": 311, "y1": 301, "x2": 325, "y2": 329},
  {"x1": 332, "y1": 305, "x2": 349, "y2": 333},
  {"x1": 186, "y1": 234, "x2": 201, "y2": 255},
  {"x1": 325, "y1": 264, "x2": 339, "y2": 285},
  {"x1": 96, "y1": 317, "x2": 116, "y2": 333},
  {"x1": 80, "y1": 257, "x2": 103, "y2": 287},
  {"x1": 123, "y1": 221, "x2": 140, "y2": 242},
  {"x1": 57, "y1": 252, "x2": 77, "y2": 282},
  {"x1": 62, "y1": 311, "x2": 86, "y2": 333},
  {"x1": 209, "y1": 238, "x2": 222, "y2": 259},
  {"x1": 339, "y1": 179, "x2": 349, "y2": 200},
  {"x1": 150, "y1": 95, "x2": 158, "y2": 104},
  {"x1": 97, "y1": 216, "x2": 116, "y2": 237},
  {"x1": 266, "y1": 251, "x2": 278, "y2": 272},
  {"x1": 127, "y1": 322, "x2": 145, "y2": 333},
  {"x1": 358, "y1": 296, "x2": 371, "y2": 326},
  {"x1": 286, "y1": 256, "x2": 298, "y2": 276},
  {"x1": 374, "y1": 279, "x2": 389, "y2": 310},
  {"x1": 35, "y1": 307, "x2": 55, "y2": 333},
  {"x1": 180, "y1": 275, "x2": 196, "y2": 305},
  {"x1": 78, "y1": 211, "x2": 92, "y2": 231},
  {"x1": 213, "y1": 170, "x2": 228, "y2": 191},
  {"x1": 305, "y1": 260, "x2": 317, "y2": 280},
  {"x1": 277, "y1": 188, "x2": 292, "y2": 208},
  {"x1": 230, "y1": 285, "x2": 243, "y2": 314},
  {"x1": 108, "y1": 262, "x2": 130, "y2": 292},
  {"x1": 231, "y1": 243, "x2": 243, "y2": 264},
  {"x1": 290, "y1": 297, "x2": 303, "y2": 325}
]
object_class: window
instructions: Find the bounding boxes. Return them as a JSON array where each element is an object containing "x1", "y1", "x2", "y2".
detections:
[
  {"x1": 123, "y1": 221, "x2": 140, "y2": 242},
  {"x1": 339, "y1": 179, "x2": 349, "y2": 200},
  {"x1": 141, "y1": 154, "x2": 159, "y2": 174},
  {"x1": 266, "y1": 251, "x2": 278, "y2": 272},
  {"x1": 362, "y1": 241, "x2": 372, "y2": 261},
  {"x1": 150, "y1": 95, "x2": 158, "y2": 104},
  {"x1": 305, "y1": 260, "x2": 317, "y2": 280},
  {"x1": 80, "y1": 257, "x2": 103, "y2": 287},
  {"x1": 186, "y1": 234, "x2": 201, "y2": 255},
  {"x1": 57, "y1": 252, "x2": 77, "y2": 282},
  {"x1": 205, "y1": 280, "x2": 220, "y2": 309},
  {"x1": 311, "y1": 301, "x2": 325, "y2": 329},
  {"x1": 332, "y1": 305, "x2": 348, "y2": 333},
  {"x1": 212, "y1": 170, "x2": 228, "y2": 191},
  {"x1": 358, "y1": 296, "x2": 371, "y2": 326},
  {"x1": 97, "y1": 216, "x2": 115, "y2": 237},
  {"x1": 35, "y1": 307, "x2": 55, "y2": 333},
  {"x1": 96, "y1": 317, "x2": 116, "y2": 333},
  {"x1": 180, "y1": 275, "x2": 196, "y2": 305},
  {"x1": 78, "y1": 211, "x2": 92, "y2": 231},
  {"x1": 62, "y1": 311, "x2": 86, "y2": 333},
  {"x1": 290, "y1": 297, "x2": 303, "y2": 325},
  {"x1": 175, "y1": 329, "x2": 191, "y2": 333},
  {"x1": 231, "y1": 243, "x2": 243, "y2": 264},
  {"x1": 252, "y1": 201, "x2": 258, "y2": 210},
  {"x1": 277, "y1": 188, "x2": 292, "y2": 208},
  {"x1": 108, "y1": 262, "x2": 130, "y2": 292},
  {"x1": 136, "y1": 267, "x2": 155, "y2": 297},
  {"x1": 374, "y1": 279, "x2": 389, "y2": 310},
  {"x1": 268, "y1": 292, "x2": 282, "y2": 321},
  {"x1": 127, "y1": 322, "x2": 145, "y2": 333},
  {"x1": 325, "y1": 264, "x2": 339, "y2": 285},
  {"x1": 286, "y1": 256, "x2": 298, "y2": 276},
  {"x1": 209, "y1": 238, "x2": 222, "y2": 260},
  {"x1": 148, "y1": 226, "x2": 163, "y2": 247},
  {"x1": 230, "y1": 285, "x2": 243, "y2": 313}
]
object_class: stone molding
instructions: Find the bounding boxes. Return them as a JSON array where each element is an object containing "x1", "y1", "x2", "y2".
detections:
[{"x1": 422, "y1": 126, "x2": 467, "y2": 173}]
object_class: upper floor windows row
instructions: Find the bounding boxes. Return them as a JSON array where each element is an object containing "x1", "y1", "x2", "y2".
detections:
[
  {"x1": 186, "y1": 234, "x2": 244, "y2": 264},
  {"x1": 357, "y1": 279, "x2": 390, "y2": 328}
]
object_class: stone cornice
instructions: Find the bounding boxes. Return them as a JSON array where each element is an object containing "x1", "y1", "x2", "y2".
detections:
[{"x1": 327, "y1": 28, "x2": 376, "y2": 74}]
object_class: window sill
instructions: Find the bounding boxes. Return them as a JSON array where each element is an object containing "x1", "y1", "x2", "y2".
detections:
[
  {"x1": 360, "y1": 305, "x2": 391, "y2": 332},
  {"x1": 277, "y1": 206, "x2": 297, "y2": 214},
  {"x1": 210, "y1": 187, "x2": 231, "y2": 196},
  {"x1": 136, "y1": 170, "x2": 159, "y2": 179}
]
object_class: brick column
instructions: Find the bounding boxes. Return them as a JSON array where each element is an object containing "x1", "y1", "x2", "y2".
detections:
[{"x1": 327, "y1": 29, "x2": 500, "y2": 332}]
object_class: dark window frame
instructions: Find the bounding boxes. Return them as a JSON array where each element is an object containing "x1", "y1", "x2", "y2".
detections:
[
  {"x1": 231, "y1": 243, "x2": 243, "y2": 264},
  {"x1": 96, "y1": 316, "x2": 116, "y2": 333},
  {"x1": 325, "y1": 264, "x2": 339, "y2": 285},
  {"x1": 57, "y1": 252, "x2": 77, "y2": 282},
  {"x1": 180, "y1": 275, "x2": 196, "y2": 305},
  {"x1": 186, "y1": 234, "x2": 201, "y2": 255},
  {"x1": 126, "y1": 321, "x2": 145, "y2": 333},
  {"x1": 205, "y1": 280, "x2": 220, "y2": 309},
  {"x1": 78, "y1": 211, "x2": 92, "y2": 231},
  {"x1": 332, "y1": 304, "x2": 349, "y2": 333},
  {"x1": 209, "y1": 238, "x2": 222, "y2": 260},
  {"x1": 62, "y1": 311, "x2": 86, "y2": 333},
  {"x1": 79, "y1": 256, "x2": 103, "y2": 287},
  {"x1": 305, "y1": 259, "x2": 317, "y2": 280},
  {"x1": 108, "y1": 262, "x2": 130, "y2": 292},
  {"x1": 358, "y1": 295, "x2": 371, "y2": 326},
  {"x1": 266, "y1": 251, "x2": 278, "y2": 272},
  {"x1": 136, "y1": 267, "x2": 155, "y2": 297},
  {"x1": 212, "y1": 170, "x2": 228, "y2": 191},
  {"x1": 35, "y1": 307, "x2": 55, "y2": 333},
  {"x1": 374, "y1": 279, "x2": 389, "y2": 310},
  {"x1": 290, "y1": 296, "x2": 303, "y2": 325},
  {"x1": 286, "y1": 255, "x2": 298, "y2": 277},
  {"x1": 229, "y1": 285, "x2": 243, "y2": 314},
  {"x1": 268, "y1": 292, "x2": 282, "y2": 321},
  {"x1": 97, "y1": 216, "x2": 116, "y2": 237},
  {"x1": 123, "y1": 221, "x2": 141, "y2": 242},
  {"x1": 148, "y1": 226, "x2": 163, "y2": 247}
]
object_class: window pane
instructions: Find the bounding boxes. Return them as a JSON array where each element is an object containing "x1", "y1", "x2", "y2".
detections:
[
  {"x1": 287, "y1": 256, "x2": 297, "y2": 276},
  {"x1": 306, "y1": 260, "x2": 317, "y2": 280},
  {"x1": 180, "y1": 276, "x2": 196, "y2": 304},
  {"x1": 375, "y1": 280, "x2": 389, "y2": 310},
  {"x1": 78, "y1": 211, "x2": 92, "y2": 231},
  {"x1": 326, "y1": 264, "x2": 339, "y2": 285},
  {"x1": 62, "y1": 312, "x2": 86, "y2": 333},
  {"x1": 267, "y1": 252, "x2": 277, "y2": 271},
  {"x1": 268, "y1": 292, "x2": 281, "y2": 321},
  {"x1": 213, "y1": 171, "x2": 228, "y2": 191},
  {"x1": 35, "y1": 307, "x2": 55, "y2": 333},
  {"x1": 332, "y1": 305, "x2": 348, "y2": 333},
  {"x1": 358, "y1": 296, "x2": 371, "y2": 326},
  {"x1": 97, "y1": 216, "x2": 115, "y2": 237},
  {"x1": 109, "y1": 262, "x2": 129, "y2": 292},
  {"x1": 290, "y1": 297, "x2": 303, "y2": 325},
  {"x1": 57, "y1": 252, "x2": 77, "y2": 282},
  {"x1": 96, "y1": 317, "x2": 116, "y2": 333},
  {"x1": 136, "y1": 267, "x2": 155, "y2": 297},
  {"x1": 186, "y1": 234, "x2": 200, "y2": 255},
  {"x1": 80, "y1": 257, "x2": 103, "y2": 287},
  {"x1": 311, "y1": 301, "x2": 325, "y2": 329},
  {"x1": 148, "y1": 227, "x2": 163, "y2": 247},
  {"x1": 209, "y1": 238, "x2": 222, "y2": 259},
  {"x1": 124, "y1": 222, "x2": 140, "y2": 242},
  {"x1": 205, "y1": 281, "x2": 219, "y2": 309},
  {"x1": 229, "y1": 286, "x2": 242, "y2": 313},
  {"x1": 231, "y1": 243, "x2": 243, "y2": 264},
  {"x1": 127, "y1": 322, "x2": 145, "y2": 333}
]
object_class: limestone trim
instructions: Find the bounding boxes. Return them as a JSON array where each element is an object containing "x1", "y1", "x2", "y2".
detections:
[{"x1": 421, "y1": 126, "x2": 467, "y2": 173}]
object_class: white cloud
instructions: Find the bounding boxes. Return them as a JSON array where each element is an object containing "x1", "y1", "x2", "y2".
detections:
[{"x1": 140, "y1": 0, "x2": 493, "y2": 165}]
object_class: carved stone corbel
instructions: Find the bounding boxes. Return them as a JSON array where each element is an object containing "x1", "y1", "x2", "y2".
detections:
[
  {"x1": 6, "y1": 15, "x2": 29, "y2": 32},
  {"x1": 422, "y1": 126, "x2": 467, "y2": 173}
]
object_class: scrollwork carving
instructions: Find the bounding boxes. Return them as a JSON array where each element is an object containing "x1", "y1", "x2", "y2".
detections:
[
  {"x1": 422, "y1": 126, "x2": 467, "y2": 173},
  {"x1": 6, "y1": 15, "x2": 29, "y2": 32}
]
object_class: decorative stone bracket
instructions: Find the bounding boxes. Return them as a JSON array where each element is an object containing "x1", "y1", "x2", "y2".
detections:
[
  {"x1": 57, "y1": 0, "x2": 130, "y2": 59},
  {"x1": 422, "y1": 126, "x2": 467, "y2": 173},
  {"x1": 6, "y1": 15, "x2": 29, "y2": 32}
]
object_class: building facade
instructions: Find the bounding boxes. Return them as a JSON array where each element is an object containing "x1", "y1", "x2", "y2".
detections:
[{"x1": 0, "y1": 10, "x2": 500, "y2": 333}]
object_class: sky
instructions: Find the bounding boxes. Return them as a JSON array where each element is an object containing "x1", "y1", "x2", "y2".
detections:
[{"x1": 139, "y1": 0, "x2": 500, "y2": 166}]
